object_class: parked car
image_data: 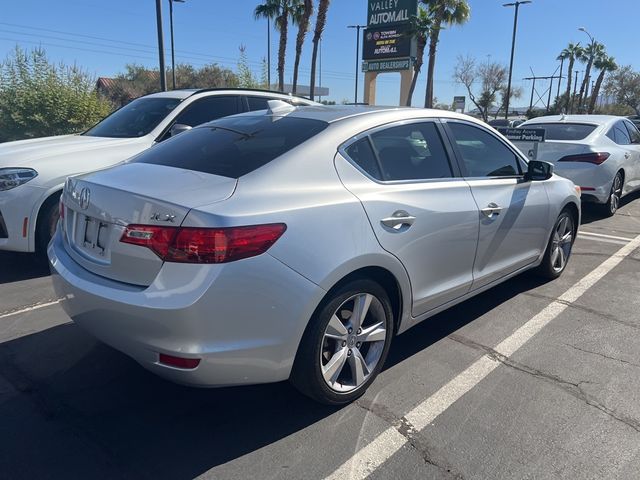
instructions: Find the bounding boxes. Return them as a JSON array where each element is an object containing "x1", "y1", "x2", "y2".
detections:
[
  {"x1": 487, "y1": 118, "x2": 524, "y2": 129},
  {"x1": 49, "y1": 105, "x2": 580, "y2": 405},
  {"x1": 516, "y1": 115, "x2": 640, "y2": 216},
  {"x1": 0, "y1": 89, "x2": 316, "y2": 253}
]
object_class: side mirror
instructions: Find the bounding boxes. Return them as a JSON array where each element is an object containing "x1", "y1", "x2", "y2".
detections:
[
  {"x1": 525, "y1": 160, "x2": 553, "y2": 181},
  {"x1": 169, "y1": 123, "x2": 192, "y2": 137}
]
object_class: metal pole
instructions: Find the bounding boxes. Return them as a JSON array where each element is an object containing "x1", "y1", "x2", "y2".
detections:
[
  {"x1": 529, "y1": 77, "x2": 536, "y2": 111},
  {"x1": 505, "y1": 3, "x2": 519, "y2": 119},
  {"x1": 319, "y1": 39, "x2": 322, "y2": 101},
  {"x1": 169, "y1": 0, "x2": 176, "y2": 90},
  {"x1": 355, "y1": 26, "x2": 360, "y2": 103},
  {"x1": 155, "y1": 0, "x2": 167, "y2": 91},
  {"x1": 267, "y1": 18, "x2": 271, "y2": 88},
  {"x1": 571, "y1": 70, "x2": 579, "y2": 113},
  {"x1": 557, "y1": 57, "x2": 564, "y2": 99},
  {"x1": 547, "y1": 76, "x2": 554, "y2": 112}
]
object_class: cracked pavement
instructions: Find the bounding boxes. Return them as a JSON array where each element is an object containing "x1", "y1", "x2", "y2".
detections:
[{"x1": 1, "y1": 195, "x2": 639, "y2": 479}]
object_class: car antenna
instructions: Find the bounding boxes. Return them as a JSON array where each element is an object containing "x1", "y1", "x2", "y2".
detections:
[{"x1": 267, "y1": 100, "x2": 296, "y2": 115}]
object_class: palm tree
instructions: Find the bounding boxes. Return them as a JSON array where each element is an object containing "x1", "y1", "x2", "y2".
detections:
[
  {"x1": 588, "y1": 54, "x2": 617, "y2": 114},
  {"x1": 292, "y1": 0, "x2": 313, "y2": 94},
  {"x1": 559, "y1": 42, "x2": 582, "y2": 113},
  {"x1": 422, "y1": 0, "x2": 470, "y2": 108},
  {"x1": 255, "y1": 0, "x2": 304, "y2": 92},
  {"x1": 309, "y1": 0, "x2": 330, "y2": 100},
  {"x1": 405, "y1": 6, "x2": 432, "y2": 106},
  {"x1": 577, "y1": 41, "x2": 604, "y2": 112}
]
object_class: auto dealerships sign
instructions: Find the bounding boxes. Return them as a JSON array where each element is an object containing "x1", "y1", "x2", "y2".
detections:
[{"x1": 368, "y1": 0, "x2": 417, "y2": 27}]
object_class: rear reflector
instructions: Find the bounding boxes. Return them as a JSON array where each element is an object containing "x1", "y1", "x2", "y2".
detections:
[
  {"x1": 121, "y1": 223, "x2": 287, "y2": 264},
  {"x1": 22, "y1": 217, "x2": 28, "y2": 238},
  {"x1": 558, "y1": 152, "x2": 610, "y2": 165},
  {"x1": 158, "y1": 353, "x2": 201, "y2": 369},
  {"x1": 580, "y1": 187, "x2": 596, "y2": 191}
]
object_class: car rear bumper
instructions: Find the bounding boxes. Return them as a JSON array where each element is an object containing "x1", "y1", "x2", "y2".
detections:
[
  {"x1": 554, "y1": 164, "x2": 612, "y2": 204},
  {"x1": 48, "y1": 229, "x2": 326, "y2": 387}
]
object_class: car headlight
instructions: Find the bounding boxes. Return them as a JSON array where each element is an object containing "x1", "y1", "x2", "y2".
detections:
[{"x1": 0, "y1": 168, "x2": 38, "y2": 191}]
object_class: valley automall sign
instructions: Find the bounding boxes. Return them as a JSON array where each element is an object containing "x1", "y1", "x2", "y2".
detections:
[{"x1": 367, "y1": 0, "x2": 418, "y2": 27}]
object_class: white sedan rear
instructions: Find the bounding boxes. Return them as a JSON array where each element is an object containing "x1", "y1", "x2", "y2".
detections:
[{"x1": 515, "y1": 115, "x2": 640, "y2": 216}]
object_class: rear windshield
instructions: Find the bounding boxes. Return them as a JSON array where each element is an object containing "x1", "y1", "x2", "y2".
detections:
[
  {"x1": 131, "y1": 115, "x2": 328, "y2": 178},
  {"x1": 522, "y1": 123, "x2": 597, "y2": 141},
  {"x1": 84, "y1": 97, "x2": 182, "y2": 138}
]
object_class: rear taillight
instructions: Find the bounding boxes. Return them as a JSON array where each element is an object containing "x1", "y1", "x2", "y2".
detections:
[
  {"x1": 120, "y1": 223, "x2": 286, "y2": 264},
  {"x1": 558, "y1": 152, "x2": 610, "y2": 165}
]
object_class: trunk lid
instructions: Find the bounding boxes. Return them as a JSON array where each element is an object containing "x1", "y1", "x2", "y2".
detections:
[
  {"x1": 61, "y1": 163, "x2": 237, "y2": 286},
  {"x1": 512, "y1": 140, "x2": 592, "y2": 164}
]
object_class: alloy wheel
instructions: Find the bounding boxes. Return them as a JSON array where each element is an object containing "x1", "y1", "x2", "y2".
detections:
[
  {"x1": 609, "y1": 173, "x2": 623, "y2": 215},
  {"x1": 320, "y1": 293, "x2": 387, "y2": 393},
  {"x1": 550, "y1": 214, "x2": 574, "y2": 273}
]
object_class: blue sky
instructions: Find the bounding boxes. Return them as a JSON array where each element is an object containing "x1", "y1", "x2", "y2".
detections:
[{"x1": 0, "y1": 0, "x2": 636, "y2": 109}]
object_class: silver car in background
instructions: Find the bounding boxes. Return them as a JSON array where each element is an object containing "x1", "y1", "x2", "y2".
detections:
[
  {"x1": 516, "y1": 115, "x2": 640, "y2": 216},
  {"x1": 49, "y1": 105, "x2": 580, "y2": 405}
]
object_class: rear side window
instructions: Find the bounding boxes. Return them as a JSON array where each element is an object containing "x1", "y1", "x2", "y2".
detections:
[
  {"x1": 526, "y1": 123, "x2": 597, "y2": 140},
  {"x1": 173, "y1": 96, "x2": 240, "y2": 127},
  {"x1": 345, "y1": 138, "x2": 382, "y2": 180},
  {"x1": 132, "y1": 116, "x2": 328, "y2": 178},
  {"x1": 449, "y1": 122, "x2": 521, "y2": 177},
  {"x1": 368, "y1": 122, "x2": 453, "y2": 181},
  {"x1": 624, "y1": 120, "x2": 640, "y2": 144}
]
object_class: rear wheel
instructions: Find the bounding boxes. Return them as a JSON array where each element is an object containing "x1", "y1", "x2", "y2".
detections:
[
  {"x1": 601, "y1": 171, "x2": 623, "y2": 217},
  {"x1": 537, "y1": 209, "x2": 575, "y2": 279},
  {"x1": 290, "y1": 278, "x2": 393, "y2": 405}
]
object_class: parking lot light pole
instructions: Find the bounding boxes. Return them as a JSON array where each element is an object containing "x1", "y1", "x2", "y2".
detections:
[
  {"x1": 169, "y1": 0, "x2": 186, "y2": 90},
  {"x1": 347, "y1": 25, "x2": 365, "y2": 104},
  {"x1": 503, "y1": 1, "x2": 531, "y2": 119},
  {"x1": 155, "y1": 0, "x2": 167, "y2": 91}
]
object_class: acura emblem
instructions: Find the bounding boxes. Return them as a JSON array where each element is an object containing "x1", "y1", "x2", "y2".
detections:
[{"x1": 79, "y1": 187, "x2": 91, "y2": 210}]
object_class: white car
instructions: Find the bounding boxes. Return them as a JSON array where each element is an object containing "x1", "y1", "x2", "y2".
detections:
[
  {"x1": 0, "y1": 89, "x2": 316, "y2": 253},
  {"x1": 516, "y1": 115, "x2": 640, "y2": 216}
]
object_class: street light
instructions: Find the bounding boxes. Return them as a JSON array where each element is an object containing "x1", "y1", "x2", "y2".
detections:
[
  {"x1": 169, "y1": 0, "x2": 185, "y2": 90},
  {"x1": 347, "y1": 24, "x2": 366, "y2": 104},
  {"x1": 503, "y1": 1, "x2": 531, "y2": 120}
]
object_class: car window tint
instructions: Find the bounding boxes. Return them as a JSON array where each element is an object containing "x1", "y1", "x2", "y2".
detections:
[
  {"x1": 524, "y1": 123, "x2": 596, "y2": 140},
  {"x1": 173, "y1": 96, "x2": 240, "y2": 127},
  {"x1": 449, "y1": 122, "x2": 521, "y2": 177},
  {"x1": 247, "y1": 96, "x2": 272, "y2": 111},
  {"x1": 624, "y1": 120, "x2": 640, "y2": 144},
  {"x1": 345, "y1": 138, "x2": 382, "y2": 180},
  {"x1": 613, "y1": 121, "x2": 631, "y2": 145},
  {"x1": 84, "y1": 97, "x2": 182, "y2": 138},
  {"x1": 369, "y1": 122, "x2": 452, "y2": 181},
  {"x1": 132, "y1": 116, "x2": 328, "y2": 178}
]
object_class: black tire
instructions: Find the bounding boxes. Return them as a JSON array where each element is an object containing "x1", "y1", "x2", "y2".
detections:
[
  {"x1": 35, "y1": 195, "x2": 60, "y2": 255},
  {"x1": 290, "y1": 278, "x2": 394, "y2": 405},
  {"x1": 537, "y1": 209, "x2": 576, "y2": 280},
  {"x1": 601, "y1": 171, "x2": 623, "y2": 217}
]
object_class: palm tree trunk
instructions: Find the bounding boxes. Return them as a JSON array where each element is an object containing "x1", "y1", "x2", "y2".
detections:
[
  {"x1": 424, "y1": 23, "x2": 441, "y2": 108},
  {"x1": 564, "y1": 57, "x2": 574, "y2": 112},
  {"x1": 277, "y1": 16, "x2": 288, "y2": 92},
  {"x1": 578, "y1": 57, "x2": 594, "y2": 111},
  {"x1": 588, "y1": 70, "x2": 605, "y2": 114},
  {"x1": 292, "y1": 1, "x2": 312, "y2": 95},
  {"x1": 309, "y1": 0, "x2": 330, "y2": 100},
  {"x1": 406, "y1": 38, "x2": 425, "y2": 107}
]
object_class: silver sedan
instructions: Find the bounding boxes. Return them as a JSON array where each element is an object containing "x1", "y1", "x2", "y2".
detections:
[{"x1": 49, "y1": 104, "x2": 580, "y2": 405}]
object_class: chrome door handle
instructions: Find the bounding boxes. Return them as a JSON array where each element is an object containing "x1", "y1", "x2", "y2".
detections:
[
  {"x1": 381, "y1": 210, "x2": 416, "y2": 230},
  {"x1": 481, "y1": 203, "x2": 503, "y2": 218}
]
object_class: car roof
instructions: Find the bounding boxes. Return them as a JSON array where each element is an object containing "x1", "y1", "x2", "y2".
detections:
[
  {"x1": 142, "y1": 88, "x2": 318, "y2": 103},
  {"x1": 226, "y1": 105, "x2": 481, "y2": 125},
  {"x1": 523, "y1": 114, "x2": 624, "y2": 128}
]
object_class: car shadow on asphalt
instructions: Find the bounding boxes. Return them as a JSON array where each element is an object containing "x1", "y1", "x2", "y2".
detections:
[
  {"x1": 0, "y1": 251, "x2": 50, "y2": 283},
  {"x1": 0, "y1": 271, "x2": 550, "y2": 479},
  {"x1": 580, "y1": 189, "x2": 640, "y2": 225}
]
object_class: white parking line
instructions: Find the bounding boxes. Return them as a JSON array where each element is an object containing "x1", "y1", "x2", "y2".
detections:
[
  {"x1": 578, "y1": 236, "x2": 629, "y2": 246},
  {"x1": 327, "y1": 233, "x2": 640, "y2": 480},
  {"x1": 579, "y1": 231, "x2": 634, "y2": 242},
  {"x1": 0, "y1": 300, "x2": 61, "y2": 320}
]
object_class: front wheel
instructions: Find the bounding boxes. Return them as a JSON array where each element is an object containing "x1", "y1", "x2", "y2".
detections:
[
  {"x1": 537, "y1": 209, "x2": 576, "y2": 279},
  {"x1": 36, "y1": 196, "x2": 60, "y2": 255},
  {"x1": 290, "y1": 279, "x2": 393, "y2": 405}
]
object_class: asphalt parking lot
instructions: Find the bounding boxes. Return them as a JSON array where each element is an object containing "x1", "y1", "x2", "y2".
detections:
[{"x1": 1, "y1": 193, "x2": 639, "y2": 480}]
